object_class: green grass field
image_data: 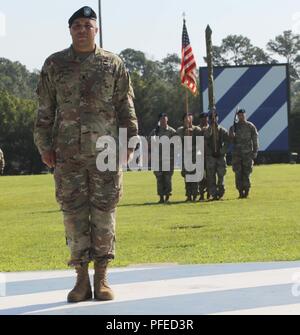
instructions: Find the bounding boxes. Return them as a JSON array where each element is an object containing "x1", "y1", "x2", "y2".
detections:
[{"x1": 0, "y1": 164, "x2": 300, "y2": 272}]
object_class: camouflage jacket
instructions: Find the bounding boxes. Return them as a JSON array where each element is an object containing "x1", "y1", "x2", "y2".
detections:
[
  {"x1": 0, "y1": 148, "x2": 4, "y2": 173},
  {"x1": 176, "y1": 125, "x2": 202, "y2": 139},
  {"x1": 203, "y1": 124, "x2": 229, "y2": 157},
  {"x1": 149, "y1": 125, "x2": 176, "y2": 139},
  {"x1": 34, "y1": 46, "x2": 138, "y2": 159},
  {"x1": 229, "y1": 121, "x2": 259, "y2": 155},
  {"x1": 176, "y1": 125, "x2": 202, "y2": 156},
  {"x1": 149, "y1": 125, "x2": 176, "y2": 168}
]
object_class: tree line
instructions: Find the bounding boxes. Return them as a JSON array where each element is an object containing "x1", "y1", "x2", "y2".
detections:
[{"x1": 0, "y1": 30, "x2": 300, "y2": 174}]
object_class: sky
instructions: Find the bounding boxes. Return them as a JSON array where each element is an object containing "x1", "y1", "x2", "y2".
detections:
[{"x1": 0, "y1": 0, "x2": 300, "y2": 71}]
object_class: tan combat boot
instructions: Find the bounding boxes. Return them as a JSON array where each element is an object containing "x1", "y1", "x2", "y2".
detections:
[
  {"x1": 67, "y1": 263, "x2": 92, "y2": 303},
  {"x1": 94, "y1": 262, "x2": 114, "y2": 301}
]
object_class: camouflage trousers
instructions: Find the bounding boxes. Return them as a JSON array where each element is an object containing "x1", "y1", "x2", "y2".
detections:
[
  {"x1": 232, "y1": 152, "x2": 253, "y2": 191},
  {"x1": 206, "y1": 155, "x2": 227, "y2": 198},
  {"x1": 181, "y1": 170, "x2": 199, "y2": 197},
  {"x1": 154, "y1": 171, "x2": 174, "y2": 196},
  {"x1": 54, "y1": 155, "x2": 122, "y2": 267},
  {"x1": 198, "y1": 169, "x2": 208, "y2": 197}
]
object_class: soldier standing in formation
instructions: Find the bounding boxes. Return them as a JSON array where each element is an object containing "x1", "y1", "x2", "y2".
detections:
[
  {"x1": 198, "y1": 112, "x2": 209, "y2": 201},
  {"x1": 0, "y1": 148, "x2": 4, "y2": 175},
  {"x1": 229, "y1": 109, "x2": 259, "y2": 199},
  {"x1": 149, "y1": 113, "x2": 176, "y2": 203},
  {"x1": 204, "y1": 112, "x2": 229, "y2": 200},
  {"x1": 177, "y1": 113, "x2": 202, "y2": 202},
  {"x1": 34, "y1": 7, "x2": 138, "y2": 303}
]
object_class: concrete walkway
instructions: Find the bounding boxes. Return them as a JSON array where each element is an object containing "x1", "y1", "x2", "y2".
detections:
[{"x1": 1, "y1": 261, "x2": 300, "y2": 315}]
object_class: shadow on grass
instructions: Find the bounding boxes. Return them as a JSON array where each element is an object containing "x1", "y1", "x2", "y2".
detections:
[
  {"x1": 171, "y1": 225, "x2": 206, "y2": 230},
  {"x1": 119, "y1": 200, "x2": 192, "y2": 207},
  {"x1": 29, "y1": 209, "x2": 60, "y2": 214},
  {"x1": 119, "y1": 198, "x2": 239, "y2": 207}
]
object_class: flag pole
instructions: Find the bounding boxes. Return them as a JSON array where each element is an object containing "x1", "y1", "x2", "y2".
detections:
[
  {"x1": 205, "y1": 25, "x2": 215, "y2": 111},
  {"x1": 205, "y1": 24, "x2": 217, "y2": 154},
  {"x1": 186, "y1": 90, "x2": 189, "y2": 115}
]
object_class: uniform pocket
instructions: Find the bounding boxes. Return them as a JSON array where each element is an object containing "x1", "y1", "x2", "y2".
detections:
[
  {"x1": 53, "y1": 164, "x2": 88, "y2": 211},
  {"x1": 90, "y1": 171, "x2": 123, "y2": 212},
  {"x1": 53, "y1": 168, "x2": 63, "y2": 205}
]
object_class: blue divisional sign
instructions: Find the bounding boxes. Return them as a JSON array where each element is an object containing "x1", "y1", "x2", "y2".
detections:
[{"x1": 199, "y1": 64, "x2": 290, "y2": 152}]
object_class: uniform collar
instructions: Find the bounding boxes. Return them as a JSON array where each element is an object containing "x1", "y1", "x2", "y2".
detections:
[{"x1": 68, "y1": 44, "x2": 103, "y2": 60}]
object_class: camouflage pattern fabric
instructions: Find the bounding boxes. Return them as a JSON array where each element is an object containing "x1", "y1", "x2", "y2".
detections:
[
  {"x1": 231, "y1": 153, "x2": 253, "y2": 192},
  {"x1": 230, "y1": 121, "x2": 259, "y2": 156},
  {"x1": 177, "y1": 125, "x2": 202, "y2": 197},
  {"x1": 54, "y1": 156, "x2": 122, "y2": 266},
  {"x1": 154, "y1": 171, "x2": 174, "y2": 196},
  {"x1": 0, "y1": 148, "x2": 4, "y2": 174},
  {"x1": 203, "y1": 125, "x2": 229, "y2": 198},
  {"x1": 198, "y1": 171, "x2": 208, "y2": 198},
  {"x1": 206, "y1": 155, "x2": 226, "y2": 198},
  {"x1": 34, "y1": 46, "x2": 138, "y2": 158},
  {"x1": 230, "y1": 121, "x2": 259, "y2": 192},
  {"x1": 198, "y1": 125, "x2": 208, "y2": 199},
  {"x1": 149, "y1": 126, "x2": 176, "y2": 196},
  {"x1": 181, "y1": 170, "x2": 199, "y2": 197},
  {"x1": 34, "y1": 46, "x2": 138, "y2": 267}
]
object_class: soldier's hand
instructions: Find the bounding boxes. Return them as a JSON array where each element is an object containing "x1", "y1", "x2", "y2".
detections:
[
  {"x1": 252, "y1": 152, "x2": 258, "y2": 160},
  {"x1": 42, "y1": 150, "x2": 56, "y2": 168}
]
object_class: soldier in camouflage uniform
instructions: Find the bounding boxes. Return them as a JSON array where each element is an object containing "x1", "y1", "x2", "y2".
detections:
[
  {"x1": 0, "y1": 148, "x2": 4, "y2": 175},
  {"x1": 198, "y1": 112, "x2": 209, "y2": 201},
  {"x1": 177, "y1": 113, "x2": 202, "y2": 202},
  {"x1": 149, "y1": 113, "x2": 176, "y2": 204},
  {"x1": 229, "y1": 109, "x2": 259, "y2": 199},
  {"x1": 34, "y1": 7, "x2": 138, "y2": 303},
  {"x1": 203, "y1": 112, "x2": 229, "y2": 200}
]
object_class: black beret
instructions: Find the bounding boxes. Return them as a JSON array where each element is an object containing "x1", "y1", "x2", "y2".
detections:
[
  {"x1": 199, "y1": 112, "x2": 209, "y2": 118},
  {"x1": 237, "y1": 109, "x2": 246, "y2": 114},
  {"x1": 158, "y1": 112, "x2": 168, "y2": 119},
  {"x1": 69, "y1": 6, "x2": 97, "y2": 27}
]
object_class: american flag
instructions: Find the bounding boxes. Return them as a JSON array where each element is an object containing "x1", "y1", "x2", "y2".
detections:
[{"x1": 180, "y1": 19, "x2": 197, "y2": 94}]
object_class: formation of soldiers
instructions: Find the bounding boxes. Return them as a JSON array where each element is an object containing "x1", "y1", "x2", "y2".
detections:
[{"x1": 149, "y1": 109, "x2": 259, "y2": 203}]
